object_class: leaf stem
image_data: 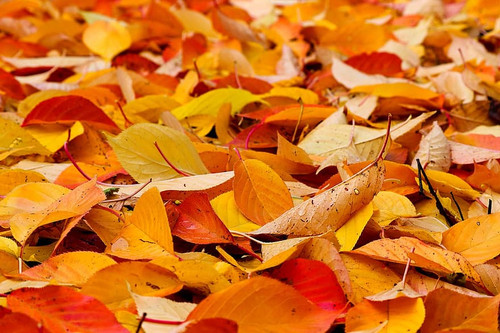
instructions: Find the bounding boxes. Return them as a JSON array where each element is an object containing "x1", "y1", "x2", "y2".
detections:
[
  {"x1": 142, "y1": 317, "x2": 184, "y2": 325},
  {"x1": 154, "y1": 141, "x2": 191, "y2": 177},
  {"x1": 245, "y1": 122, "x2": 263, "y2": 149},
  {"x1": 136, "y1": 313, "x2": 147, "y2": 333},
  {"x1": 64, "y1": 129, "x2": 137, "y2": 187},
  {"x1": 116, "y1": 101, "x2": 133, "y2": 128},
  {"x1": 230, "y1": 230, "x2": 274, "y2": 245},
  {"x1": 488, "y1": 199, "x2": 493, "y2": 214}
]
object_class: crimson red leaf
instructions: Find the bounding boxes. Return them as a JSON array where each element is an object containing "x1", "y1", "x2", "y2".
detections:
[
  {"x1": 270, "y1": 258, "x2": 348, "y2": 311},
  {"x1": 0, "y1": 68, "x2": 25, "y2": 100},
  {"x1": 173, "y1": 192, "x2": 234, "y2": 244},
  {"x1": 21, "y1": 95, "x2": 120, "y2": 132},
  {"x1": 0, "y1": 308, "x2": 46, "y2": 333},
  {"x1": 7, "y1": 285, "x2": 127, "y2": 333},
  {"x1": 345, "y1": 52, "x2": 403, "y2": 77}
]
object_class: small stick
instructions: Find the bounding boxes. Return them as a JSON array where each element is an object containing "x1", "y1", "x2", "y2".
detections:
[
  {"x1": 450, "y1": 192, "x2": 464, "y2": 221},
  {"x1": 416, "y1": 159, "x2": 454, "y2": 226},
  {"x1": 488, "y1": 199, "x2": 493, "y2": 214}
]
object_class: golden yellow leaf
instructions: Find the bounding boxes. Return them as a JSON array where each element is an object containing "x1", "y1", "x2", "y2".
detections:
[
  {"x1": 350, "y1": 83, "x2": 440, "y2": 100},
  {"x1": 0, "y1": 118, "x2": 51, "y2": 156},
  {"x1": 0, "y1": 169, "x2": 48, "y2": 196},
  {"x1": 81, "y1": 261, "x2": 182, "y2": 310},
  {"x1": 442, "y1": 212, "x2": 500, "y2": 265},
  {"x1": 171, "y1": 88, "x2": 265, "y2": 119},
  {"x1": 108, "y1": 187, "x2": 174, "y2": 259},
  {"x1": 336, "y1": 202, "x2": 373, "y2": 251},
  {"x1": 25, "y1": 121, "x2": 84, "y2": 153},
  {"x1": 421, "y1": 169, "x2": 480, "y2": 200},
  {"x1": 82, "y1": 20, "x2": 132, "y2": 60},
  {"x1": 107, "y1": 123, "x2": 209, "y2": 183},
  {"x1": 341, "y1": 253, "x2": 401, "y2": 304},
  {"x1": 210, "y1": 191, "x2": 260, "y2": 232},
  {"x1": 372, "y1": 191, "x2": 417, "y2": 226},
  {"x1": 346, "y1": 297, "x2": 425, "y2": 333},
  {"x1": 10, "y1": 179, "x2": 105, "y2": 245}
]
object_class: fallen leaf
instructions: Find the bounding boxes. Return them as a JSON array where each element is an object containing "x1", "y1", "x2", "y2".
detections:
[
  {"x1": 187, "y1": 276, "x2": 339, "y2": 333},
  {"x1": 107, "y1": 123, "x2": 209, "y2": 182},
  {"x1": 8, "y1": 285, "x2": 128, "y2": 333},
  {"x1": 82, "y1": 20, "x2": 131, "y2": 60},
  {"x1": 233, "y1": 158, "x2": 293, "y2": 225}
]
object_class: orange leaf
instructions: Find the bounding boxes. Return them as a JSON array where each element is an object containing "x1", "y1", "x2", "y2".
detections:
[
  {"x1": 187, "y1": 276, "x2": 339, "y2": 333},
  {"x1": 421, "y1": 289, "x2": 500, "y2": 332},
  {"x1": 7, "y1": 285, "x2": 127, "y2": 333},
  {"x1": 233, "y1": 159, "x2": 293, "y2": 225},
  {"x1": 172, "y1": 192, "x2": 234, "y2": 244}
]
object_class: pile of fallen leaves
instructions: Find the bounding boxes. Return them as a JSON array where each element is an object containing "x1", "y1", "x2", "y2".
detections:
[{"x1": 0, "y1": 0, "x2": 499, "y2": 331}]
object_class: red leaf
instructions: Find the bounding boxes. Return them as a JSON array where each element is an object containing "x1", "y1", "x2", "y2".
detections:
[
  {"x1": 270, "y1": 258, "x2": 348, "y2": 311},
  {"x1": 112, "y1": 53, "x2": 159, "y2": 75},
  {"x1": 7, "y1": 286, "x2": 127, "y2": 333},
  {"x1": 0, "y1": 307, "x2": 45, "y2": 333},
  {"x1": 173, "y1": 192, "x2": 234, "y2": 244},
  {"x1": 21, "y1": 95, "x2": 120, "y2": 132},
  {"x1": 345, "y1": 52, "x2": 403, "y2": 77},
  {"x1": 0, "y1": 68, "x2": 25, "y2": 100}
]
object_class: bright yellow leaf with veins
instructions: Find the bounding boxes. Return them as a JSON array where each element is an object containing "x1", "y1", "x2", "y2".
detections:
[
  {"x1": 25, "y1": 121, "x2": 84, "y2": 153},
  {"x1": 372, "y1": 191, "x2": 417, "y2": 226},
  {"x1": 336, "y1": 202, "x2": 373, "y2": 251},
  {"x1": 210, "y1": 191, "x2": 260, "y2": 232},
  {"x1": 107, "y1": 123, "x2": 209, "y2": 182},
  {"x1": 82, "y1": 20, "x2": 131, "y2": 60}
]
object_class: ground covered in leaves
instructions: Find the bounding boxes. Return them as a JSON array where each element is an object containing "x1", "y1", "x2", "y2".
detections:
[{"x1": 0, "y1": 0, "x2": 499, "y2": 332}]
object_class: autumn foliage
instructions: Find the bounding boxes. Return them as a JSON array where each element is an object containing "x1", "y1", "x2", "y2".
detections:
[{"x1": 0, "y1": 0, "x2": 500, "y2": 332}]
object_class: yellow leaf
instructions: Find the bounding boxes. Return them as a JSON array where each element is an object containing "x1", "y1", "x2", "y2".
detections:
[
  {"x1": 107, "y1": 123, "x2": 209, "y2": 183},
  {"x1": 0, "y1": 237, "x2": 19, "y2": 257},
  {"x1": 0, "y1": 182, "x2": 70, "y2": 222},
  {"x1": 442, "y1": 212, "x2": 500, "y2": 265},
  {"x1": 350, "y1": 83, "x2": 440, "y2": 99},
  {"x1": 372, "y1": 191, "x2": 417, "y2": 226},
  {"x1": 0, "y1": 118, "x2": 51, "y2": 156},
  {"x1": 210, "y1": 191, "x2": 260, "y2": 232},
  {"x1": 19, "y1": 251, "x2": 116, "y2": 286},
  {"x1": 122, "y1": 94, "x2": 180, "y2": 123},
  {"x1": 152, "y1": 255, "x2": 232, "y2": 294},
  {"x1": 25, "y1": 121, "x2": 84, "y2": 153},
  {"x1": 108, "y1": 187, "x2": 174, "y2": 259},
  {"x1": 171, "y1": 8, "x2": 219, "y2": 38},
  {"x1": 171, "y1": 88, "x2": 265, "y2": 119},
  {"x1": 81, "y1": 261, "x2": 182, "y2": 310},
  {"x1": 346, "y1": 297, "x2": 425, "y2": 333},
  {"x1": 10, "y1": 179, "x2": 105, "y2": 245},
  {"x1": 262, "y1": 87, "x2": 319, "y2": 105},
  {"x1": 82, "y1": 20, "x2": 131, "y2": 60},
  {"x1": 0, "y1": 169, "x2": 48, "y2": 196},
  {"x1": 341, "y1": 253, "x2": 401, "y2": 304},
  {"x1": 336, "y1": 202, "x2": 373, "y2": 251},
  {"x1": 233, "y1": 159, "x2": 293, "y2": 225},
  {"x1": 419, "y1": 169, "x2": 481, "y2": 200},
  {"x1": 180, "y1": 115, "x2": 217, "y2": 137}
]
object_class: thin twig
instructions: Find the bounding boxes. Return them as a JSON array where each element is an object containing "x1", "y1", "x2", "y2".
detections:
[
  {"x1": 230, "y1": 230, "x2": 274, "y2": 245},
  {"x1": 102, "y1": 179, "x2": 152, "y2": 203},
  {"x1": 450, "y1": 192, "x2": 464, "y2": 221},
  {"x1": 136, "y1": 313, "x2": 147, "y2": 333},
  {"x1": 488, "y1": 199, "x2": 493, "y2": 214},
  {"x1": 416, "y1": 159, "x2": 454, "y2": 226}
]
